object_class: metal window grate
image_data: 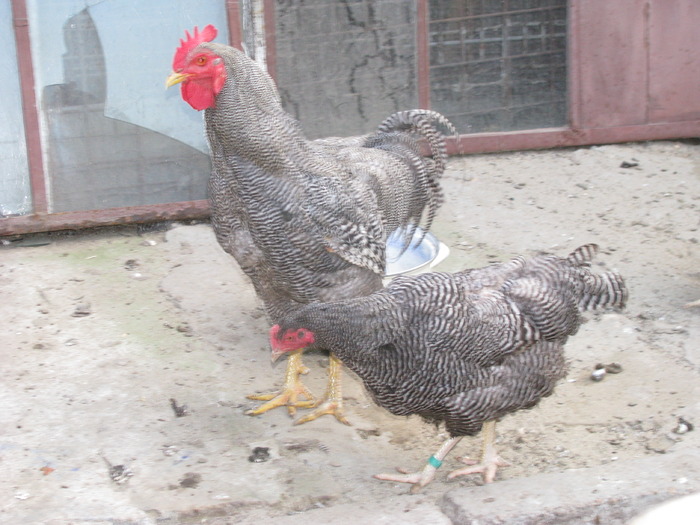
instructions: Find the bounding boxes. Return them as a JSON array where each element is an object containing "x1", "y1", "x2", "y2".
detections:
[{"x1": 429, "y1": 0, "x2": 567, "y2": 133}]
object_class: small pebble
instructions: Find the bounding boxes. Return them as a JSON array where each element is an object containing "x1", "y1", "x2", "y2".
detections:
[
  {"x1": 248, "y1": 447, "x2": 270, "y2": 463},
  {"x1": 123, "y1": 259, "x2": 139, "y2": 270},
  {"x1": 605, "y1": 363, "x2": 623, "y2": 374},
  {"x1": 72, "y1": 303, "x2": 91, "y2": 317},
  {"x1": 179, "y1": 472, "x2": 202, "y2": 488},
  {"x1": 108, "y1": 464, "x2": 133, "y2": 484},
  {"x1": 591, "y1": 362, "x2": 622, "y2": 381},
  {"x1": 169, "y1": 398, "x2": 189, "y2": 417},
  {"x1": 591, "y1": 368, "x2": 606, "y2": 382},
  {"x1": 674, "y1": 417, "x2": 694, "y2": 434}
]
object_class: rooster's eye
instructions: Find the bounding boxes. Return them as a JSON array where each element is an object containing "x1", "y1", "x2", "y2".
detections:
[
  {"x1": 297, "y1": 330, "x2": 305, "y2": 339},
  {"x1": 195, "y1": 56, "x2": 207, "y2": 66}
]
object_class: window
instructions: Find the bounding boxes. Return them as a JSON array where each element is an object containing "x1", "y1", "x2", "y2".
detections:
[{"x1": 26, "y1": 0, "x2": 228, "y2": 212}]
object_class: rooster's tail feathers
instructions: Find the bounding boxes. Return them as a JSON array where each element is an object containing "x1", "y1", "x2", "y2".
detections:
[
  {"x1": 376, "y1": 110, "x2": 456, "y2": 248},
  {"x1": 377, "y1": 110, "x2": 456, "y2": 174}
]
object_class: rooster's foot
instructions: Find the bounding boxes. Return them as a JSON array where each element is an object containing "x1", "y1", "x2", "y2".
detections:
[
  {"x1": 292, "y1": 352, "x2": 350, "y2": 425},
  {"x1": 245, "y1": 389, "x2": 317, "y2": 417},
  {"x1": 293, "y1": 399, "x2": 350, "y2": 426},
  {"x1": 245, "y1": 349, "x2": 317, "y2": 418}
]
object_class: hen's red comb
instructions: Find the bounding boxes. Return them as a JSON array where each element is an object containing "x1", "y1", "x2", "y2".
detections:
[{"x1": 173, "y1": 25, "x2": 218, "y2": 70}]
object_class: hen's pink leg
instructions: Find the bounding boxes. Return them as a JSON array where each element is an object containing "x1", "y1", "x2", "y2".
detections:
[
  {"x1": 448, "y1": 420, "x2": 509, "y2": 484},
  {"x1": 374, "y1": 437, "x2": 463, "y2": 493}
]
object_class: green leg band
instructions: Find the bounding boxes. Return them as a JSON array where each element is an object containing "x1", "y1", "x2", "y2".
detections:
[{"x1": 428, "y1": 455, "x2": 443, "y2": 469}]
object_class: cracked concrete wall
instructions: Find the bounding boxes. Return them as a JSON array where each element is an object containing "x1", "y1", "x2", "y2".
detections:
[{"x1": 274, "y1": 0, "x2": 419, "y2": 139}]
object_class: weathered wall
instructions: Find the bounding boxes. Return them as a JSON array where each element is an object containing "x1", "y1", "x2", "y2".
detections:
[
  {"x1": 572, "y1": 0, "x2": 700, "y2": 129},
  {"x1": 274, "y1": 0, "x2": 419, "y2": 139}
]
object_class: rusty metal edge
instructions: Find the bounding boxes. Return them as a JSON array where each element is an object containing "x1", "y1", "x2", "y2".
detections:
[
  {"x1": 263, "y1": 0, "x2": 277, "y2": 81},
  {"x1": 11, "y1": 0, "x2": 48, "y2": 214},
  {"x1": 0, "y1": 200, "x2": 210, "y2": 237},
  {"x1": 226, "y1": 0, "x2": 244, "y2": 51},
  {"x1": 416, "y1": 0, "x2": 430, "y2": 109},
  {"x1": 448, "y1": 120, "x2": 700, "y2": 155},
  {"x1": 567, "y1": 0, "x2": 581, "y2": 129}
]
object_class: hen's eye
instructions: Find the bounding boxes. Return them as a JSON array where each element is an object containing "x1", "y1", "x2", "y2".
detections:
[
  {"x1": 195, "y1": 56, "x2": 207, "y2": 66},
  {"x1": 297, "y1": 330, "x2": 305, "y2": 339}
]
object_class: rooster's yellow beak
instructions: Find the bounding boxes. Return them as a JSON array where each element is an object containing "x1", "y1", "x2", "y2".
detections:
[{"x1": 165, "y1": 71, "x2": 189, "y2": 88}]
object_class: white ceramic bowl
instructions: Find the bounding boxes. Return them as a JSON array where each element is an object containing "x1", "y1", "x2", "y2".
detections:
[{"x1": 385, "y1": 227, "x2": 449, "y2": 276}]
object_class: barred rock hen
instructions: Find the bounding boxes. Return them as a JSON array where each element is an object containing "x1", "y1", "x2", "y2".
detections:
[
  {"x1": 166, "y1": 25, "x2": 454, "y2": 424},
  {"x1": 271, "y1": 245, "x2": 627, "y2": 491}
]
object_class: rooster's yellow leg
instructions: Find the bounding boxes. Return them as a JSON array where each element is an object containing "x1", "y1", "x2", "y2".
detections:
[
  {"x1": 447, "y1": 420, "x2": 510, "y2": 484},
  {"x1": 374, "y1": 437, "x2": 463, "y2": 493},
  {"x1": 293, "y1": 353, "x2": 350, "y2": 426},
  {"x1": 246, "y1": 349, "x2": 317, "y2": 417}
]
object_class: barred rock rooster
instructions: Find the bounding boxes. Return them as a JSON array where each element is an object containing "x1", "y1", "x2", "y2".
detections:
[
  {"x1": 271, "y1": 245, "x2": 627, "y2": 491},
  {"x1": 166, "y1": 25, "x2": 455, "y2": 424}
]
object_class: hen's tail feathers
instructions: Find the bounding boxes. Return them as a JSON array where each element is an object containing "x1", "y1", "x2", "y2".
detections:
[
  {"x1": 567, "y1": 243, "x2": 599, "y2": 266},
  {"x1": 505, "y1": 245, "x2": 627, "y2": 342},
  {"x1": 568, "y1": 244, "x2": 628, "y2": 312},
  {"x1": 377, "y1": 110, "x2": 456, "y2": 249}
]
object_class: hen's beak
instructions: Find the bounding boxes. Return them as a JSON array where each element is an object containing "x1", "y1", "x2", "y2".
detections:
[
  {"x1": 270, "y1": 347, "x2": 285, "y2": 363},
  {"x1": 166, "y1": 71, "x2": 189, "y2": 88}
]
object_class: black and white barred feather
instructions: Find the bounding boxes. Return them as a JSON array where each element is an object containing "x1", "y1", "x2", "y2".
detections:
[
  {"x1": 275, "y1": 245, "x2": 627, "y2": 437},
  {"x1": 199, "y1": 42, "x2": 453, "y2": 321}
]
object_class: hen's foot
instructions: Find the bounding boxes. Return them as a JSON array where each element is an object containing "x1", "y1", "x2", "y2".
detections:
[
  {"x1": 374, "y1": 437, "x2": 463, "y2": 493},
  {"x1": 447, "y1": 454, "x2": 510, "y2": 484},
  {"x1": 293, "y1": 353, "x2": 350, "y2": 425},
  {"x1": 447, "y1": 420, "x2": 508, "y2": 484},
  {"x1": 245, "y1": 349, "x2": 317, "y2": 418},
  {"x1": 374, "y1": 464, "x2": 438, "y2": 494}
]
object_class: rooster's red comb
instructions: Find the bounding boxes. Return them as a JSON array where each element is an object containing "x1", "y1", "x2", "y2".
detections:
[{"x1": 173, "y1": 25, "x2": 218, "y2": 70}]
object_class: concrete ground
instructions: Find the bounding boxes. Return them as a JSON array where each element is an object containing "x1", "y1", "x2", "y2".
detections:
[{"x1": 1, "y1": 141, "x2": 699, "y2": 524}]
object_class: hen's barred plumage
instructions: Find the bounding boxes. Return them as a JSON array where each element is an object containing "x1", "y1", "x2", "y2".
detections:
[
  {"x1": 276, "y1": 244, "x2": 626, "y2": 432},
  {"x1": 168, "y1": 26, "x2": 455, "y2": 423},
  {"x1": 272, "y1": 245, "x2": 627, "y2": 489}
]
